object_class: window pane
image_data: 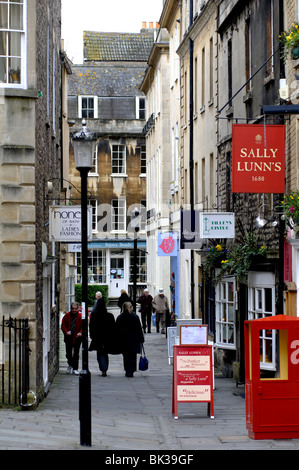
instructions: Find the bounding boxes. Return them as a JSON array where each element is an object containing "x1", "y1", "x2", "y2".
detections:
[
  {"x1": 264, "y1": 288, "x2": 273, "y2": 313},
  {"x1": 8, "y1": 56, "x2": 20, "y2": 82},
  {"x1": 257, "y1": 289, "x2": 262, "y2": 310},
  {"x1": 228, "y1": 282, "x2": 234, "y2": 301},
  {"x1": 0, "y1": 55, "x2": 7, "y2": 82},
  {"x1": 228, "y1": 304, "x2": 234, "y2": 322},
  {"x1": 221, "y1": 282, "x2": 226, "y2": 300},
  {"x1": 228, "y1": 324, "x2": 234, "y2": 343},
  {"x1": 222, "y1": 303, "x2": 226, "y2": 322},
  {"x1": 222, "y1": 324, "x2": 227, "y2": 343},
  {"x1": 0, "y1": 31, "x2": 7, "y2": 55},
  {"x1": 0, "y1": 4, "x2": 8, "y2": 29},
  {"x1": 8, "y1": 31, "x2": 20, "y2": 55},
  {"x1": 10, "y1": 4, "x2": 23, "y2": 30}
]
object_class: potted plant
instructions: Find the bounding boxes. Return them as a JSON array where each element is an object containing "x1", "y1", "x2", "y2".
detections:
[{"x1": 279, "y1": 23, "x2": 299, "y2": 61}]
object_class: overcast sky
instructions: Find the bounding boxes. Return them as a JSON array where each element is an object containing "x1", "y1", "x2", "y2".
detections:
[{"x1": 61, "y1": 0, "x2": 164, "y2": 64}]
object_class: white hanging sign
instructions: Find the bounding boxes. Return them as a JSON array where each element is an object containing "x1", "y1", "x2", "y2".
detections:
[
  {"x1": 199, "y1": 212, "x2": 235, "y2": 239},
  {"x1": 49, "y1": 206, "x2": 92, "y2": 242}
]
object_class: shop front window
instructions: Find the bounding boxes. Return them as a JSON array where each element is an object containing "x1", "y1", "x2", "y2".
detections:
[
  {"x1": 129, "y1": 249, "x2": 147, "y2": 283},
  {"x1": 76, "y1": 250, "x2": 106, "y2": 284}
]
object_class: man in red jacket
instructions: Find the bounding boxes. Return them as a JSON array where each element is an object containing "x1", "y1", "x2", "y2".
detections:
[{"x1": 61, "y1": 302, "x2": 82, "y2": 375}]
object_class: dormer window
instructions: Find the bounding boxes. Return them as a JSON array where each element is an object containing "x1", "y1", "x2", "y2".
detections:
[
  {"x1": 78, "y1": 95, "x2": 98, "y2": 118},
  {"x1": 136, "y1": 96, "x2": 145, "y2": 119}
]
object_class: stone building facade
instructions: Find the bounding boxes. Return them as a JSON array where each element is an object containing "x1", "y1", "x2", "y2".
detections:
[
  {"x1": 0, "y1": 0, "x2": 66, "y2": 403},
  {"x1": 142, "y1": 0, "x2": 299, "y2": 381},
  {"x1": 67, "y1": 28, "x2": 156, "y2": 301},
  {"x1": 140, "y1": 26, "x2": 172, "y2": 302}
]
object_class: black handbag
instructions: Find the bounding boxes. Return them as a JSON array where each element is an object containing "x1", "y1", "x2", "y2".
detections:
[{"x1": 139, "y1": 345, "x2": 149, "y2": 371}]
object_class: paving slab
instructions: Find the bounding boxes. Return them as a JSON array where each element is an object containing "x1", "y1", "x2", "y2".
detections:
[{"x1": 1, "y1": 310, "x2": 299, "y2": 453}]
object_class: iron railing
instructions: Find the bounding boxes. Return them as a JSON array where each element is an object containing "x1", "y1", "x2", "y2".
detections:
[{"x1": 0, "y1": 316, "x2": 30, "y2": 406}]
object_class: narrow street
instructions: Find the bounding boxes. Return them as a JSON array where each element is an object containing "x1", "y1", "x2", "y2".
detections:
[{"x1": 0, "y1": 311, "x2": 298, "y2": 452}]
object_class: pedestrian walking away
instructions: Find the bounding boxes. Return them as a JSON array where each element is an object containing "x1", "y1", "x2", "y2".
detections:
[
  {"x1": 137, "y1": 288, "x2": 153, "y2": 334},
  {"x1": 61, "y1": 302, "x2": 82, "y2": 375},
  {"x1": 89, "y1": 295, "x2": 116, "y2": 376},
  {"x1": 90, "y1": 290, "x2": 102, "y2": 314},
  {"x1": 115, "y1": 302, "x2": 144, "y2": 377},
  {"x1": 152, "y1": 288, "x2": 169, "y2": 334},
  {"x1": 117, "y1": 289, "x2": 132, "y2": 312}
]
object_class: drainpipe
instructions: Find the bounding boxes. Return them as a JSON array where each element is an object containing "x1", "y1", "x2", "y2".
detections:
[{"x1": 189, "y1": 0, "x2": 195, "y2": 318}]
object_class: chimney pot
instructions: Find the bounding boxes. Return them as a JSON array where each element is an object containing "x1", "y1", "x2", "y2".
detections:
[
  {"x1": 149, "y1": 22, "x2": 153, "y2": 28},
  {"x1": 142, "y1": 21, "x2": 147, "y2": 28}
]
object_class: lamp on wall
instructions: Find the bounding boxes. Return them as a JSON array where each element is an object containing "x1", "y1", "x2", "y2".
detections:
[
  {"x1": 255, "y1": 214, "x2": 268, "y2": 228},
  {"x1": 255, "y1": 203, "x2": 270, "y2": 229},
  {"x1": 72, "y1": 119, "x2": 96, "y2": 448}
]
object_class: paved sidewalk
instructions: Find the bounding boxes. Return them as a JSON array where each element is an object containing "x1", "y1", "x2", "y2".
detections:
[{"x1": 1, "y1": 313, "x2": 299, "y2": 451}]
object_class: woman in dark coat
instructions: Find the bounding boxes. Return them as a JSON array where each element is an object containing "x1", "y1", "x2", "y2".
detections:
[
  {"x1": 115, "y1": 302, "x2": 144, "y2": 377},
  {"x1": 117, "y1": 289, "x2": 132, "y2": 312},
  {"x1": 89, "y1": 297, "x2": 116, "y2": 376}
]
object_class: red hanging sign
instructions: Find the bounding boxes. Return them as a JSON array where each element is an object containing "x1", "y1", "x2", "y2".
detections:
[{"x1": 232, "y1": 124, "x2": 285, "y2": 193}]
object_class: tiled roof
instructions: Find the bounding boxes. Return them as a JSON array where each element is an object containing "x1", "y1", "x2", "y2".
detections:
[
  {"x1": 83, "y1": 31, "x2": 154, "y2": 62},
  {"x1": 68, "y1": 64, "x2": 147, "y2": 97}
]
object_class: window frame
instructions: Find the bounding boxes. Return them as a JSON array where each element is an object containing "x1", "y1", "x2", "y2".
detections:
[
  {"x1": 78, "y1": 95, "x2": 98, "y2": 119},
  {"x1": 111, "y1": 144, "x2": 126, "y2": 176},
  {"x1": 215, "y1": 276, "x2": 236, "y2": 349},
  {"x1": 129, "y1": 248, "x2": 147, "y2": 283},
  {"x1": 136, "y1": 96, "x2": 146, "y2": 120},
  {"x1": 111, "y1": 198, "x2": 126, "y2": 233},
  {"x1": 89, "y1": 200, "x2": 98, "y2": 232},
  {"x1": 89, "y1": 144, "x2": 98, "y2": 176},
  {"x1": 0, "y1": 0, "x2": 27, "y2": 89},
  {"x1": 248, "y1": 271, "x2": 276, "y2": 371},
  {"x1": 140, "y1": 145, "x2": 146, "y2": 175},
  {"x1": 76, "y1": 249, "x2": 107, "y2": 284}
]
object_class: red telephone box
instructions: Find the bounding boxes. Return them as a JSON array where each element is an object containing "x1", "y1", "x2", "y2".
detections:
[{"x1": 245, "y1": 315, "x2": 299, "y2": 440}]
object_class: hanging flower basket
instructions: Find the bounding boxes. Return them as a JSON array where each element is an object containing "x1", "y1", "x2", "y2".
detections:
[
  {"x1": 203, "y1": 234, "x2": 267, "y2": 284},
  {"x1": 280, "y1": 190, "x2": 299, "y2": 229},
  {"x1": 279, "y1": 23, "x2": 299, "y2": 62}
]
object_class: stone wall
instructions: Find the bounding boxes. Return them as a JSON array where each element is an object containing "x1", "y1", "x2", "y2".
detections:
[{"x1": 0, "y1": 0, "x2": 63, "y2": 403}]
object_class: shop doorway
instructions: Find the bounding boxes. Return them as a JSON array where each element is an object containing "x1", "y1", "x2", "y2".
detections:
[{"x1": 110, "y1": 256, "x2": 125, "y2": 297}]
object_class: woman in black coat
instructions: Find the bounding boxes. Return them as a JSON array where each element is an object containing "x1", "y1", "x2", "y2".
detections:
[
  {"x1": 117, "y1": 289, "x2": 132, "y2": 312},
  {"x1": 115, "y1": 302, "x2": 144, "y2": 377},
  {"x1": 89, "y1": 297, "x2": 116, "y2": 376}
]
